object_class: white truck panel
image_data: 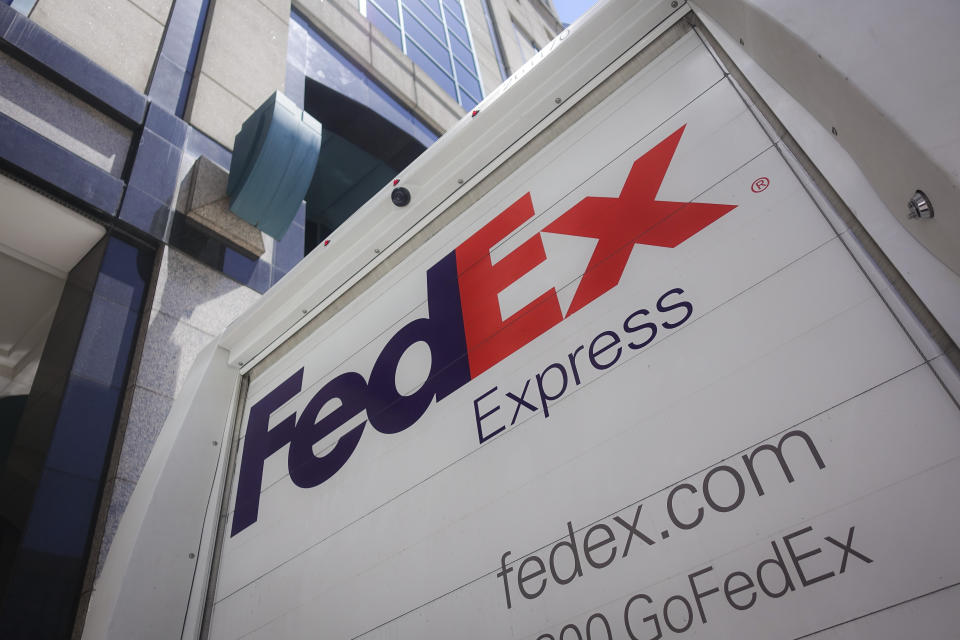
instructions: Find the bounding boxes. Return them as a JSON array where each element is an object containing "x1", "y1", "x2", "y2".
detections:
[
  {"x1": 205, "y1": 25, "x2": 959, "y2": 640},
  {"x1": 84, "y1": 2, "x2": 960, "y2": 639}
]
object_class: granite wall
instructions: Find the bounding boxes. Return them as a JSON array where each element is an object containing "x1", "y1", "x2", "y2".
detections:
[{"x1": 94, "y1": 246, "x2": 260, "y2": 575}]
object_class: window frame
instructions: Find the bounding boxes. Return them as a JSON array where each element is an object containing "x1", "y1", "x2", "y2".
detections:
[{"x1": 360, "y1": 0, "x2": 485, "y2": 108}]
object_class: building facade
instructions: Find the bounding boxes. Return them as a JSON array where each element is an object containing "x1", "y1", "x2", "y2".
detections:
[{"x1": 0, "y1": 0, "x2": 562, "y2": 637}]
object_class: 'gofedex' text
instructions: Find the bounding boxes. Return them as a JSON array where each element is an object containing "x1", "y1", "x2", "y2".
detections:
[
  {"x1": 498, "y1": 431, "x2": 873, "y2": 640},
  {"x1": 231, "y1": 126, "x2": 737, "y2": 536}
]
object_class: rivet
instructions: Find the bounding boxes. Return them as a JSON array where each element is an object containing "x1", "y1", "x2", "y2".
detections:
[
  {"x1": 212, "y1": 440, "x2": 218, "y2": 446},
  {"x1": 671, "y1": 0, "x2": 678, "y2": 7},
  {"x1": 831, "y1": 126, "x2": 838, "y2": 136},
  {"x1": 188, "y1": 553, "x2": 196, "y2": 559},
  {"x1": 375, "y1": 249, "x2": 381, "y2": 254},
  {"x1": 457, "y1": 178, "x2": 464, "y2": 184},
  {"x1": 739, "y1": 37, "x2": 744, "y2": 45},
  {"x1": 554, "y1": 97, "x2": 561, "y2": 104}
]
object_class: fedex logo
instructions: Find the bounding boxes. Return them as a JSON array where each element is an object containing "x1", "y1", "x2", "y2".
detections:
[{"x1": 231, "y1": 125, "x2": 736, "y2": 536}]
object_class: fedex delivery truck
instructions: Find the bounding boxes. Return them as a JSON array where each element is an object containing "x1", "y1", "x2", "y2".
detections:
[{"x1": 84, "y1": 0, "x2": 960, "y2": 638}]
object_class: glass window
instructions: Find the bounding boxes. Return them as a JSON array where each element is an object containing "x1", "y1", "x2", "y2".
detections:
[
  {"x1": 442, "y1": 0, "x2": 464, "y2": 22},
  {"x1": 407, "y1": 44, "x2": 457, "y2": 97},
  {"x1": 403, "y1": 8, "x2": 452, "y2": 73},
  {"x1": 445, "y1": 12, "x2": 470, "y2": 45},
  {"x1": 8, "y1": 0, "x2": 38, "y2": 15},
  {"x1": 449, "y1": 32, "x2": 473, "y2": 69},
  {"x1": 407, "y1": 0, "x2": 445, "y2": 39},
  {"x1": 363, "y1": 0, "x2": 482, "y2": 109},
  {"x1": 455, "y1": 59, "x2": 481, "y2": 106},
  {"x1": 369, "y1": 0, "x2": 399, "y2": 20},
  {"x1": 368, "y1": 3, "x2": 403, "y2": 50}
]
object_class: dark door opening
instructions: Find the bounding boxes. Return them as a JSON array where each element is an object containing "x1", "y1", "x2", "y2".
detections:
[{"x1": 302, "y1": 79, "x2": 428, "y2": 253}]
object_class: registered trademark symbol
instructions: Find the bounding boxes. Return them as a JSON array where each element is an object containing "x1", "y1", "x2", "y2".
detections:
[{"x1": 751, "y1": 176, "x2": 770, "y2": 193}]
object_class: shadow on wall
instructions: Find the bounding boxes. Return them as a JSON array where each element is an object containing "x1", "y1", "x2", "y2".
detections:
[
  {"x1": 0, "y1": 55, "x2": 130, "y2": 177},
  {"x1": 0, "y1": 236, "x2": 152, "y2": 639}
]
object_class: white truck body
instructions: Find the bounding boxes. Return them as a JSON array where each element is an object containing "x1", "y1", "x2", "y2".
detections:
[{"x1": 84, "y1": 1, "x2": 960, "y2": 638}]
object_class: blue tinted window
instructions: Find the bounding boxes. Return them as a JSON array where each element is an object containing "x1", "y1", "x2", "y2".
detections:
[
  {"x1": 368, "y1": 4, "x2": 403, "y2": 50},
  {"x1": 404, "y1": 8, "x2": 452, "y2": 73},
  {"x1": 450, "y1": 32, "x2": 474, "y2": 70},
  {"x1": 8, "y1": 0, "x2": 38, "y2": 15},
  {"x1": 407, "y1": 44, "x2": 457, "y2": 98},
  {"x1": 369, "y1": 0, "x2": 399, "y2": 20},
  {"x1": 455, "y1": 60, "x2": 481, "y2": 105},
  {"x1": 407, "y1": 0, "x2": 445, "y2": 40},
  {"x1": 364, "y1": 0, "x2": 482, "y2": 109},
  {"x1": 442, "y1": 0, "x2": 463, "y2": 21},
  {"x1": 445, "y1": 11, "x2": 469, "y2": 44}
]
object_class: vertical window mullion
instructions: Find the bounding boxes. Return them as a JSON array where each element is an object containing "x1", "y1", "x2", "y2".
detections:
[
  {"x1": 435, "y1": 0, "x2": 463, "y2": 106},
  {"x1": 458, "y1": 0, "x2": 485, "y2": 95},
  {"x1": 396, "y1": 0, "x2": 408, "y2": 55}
]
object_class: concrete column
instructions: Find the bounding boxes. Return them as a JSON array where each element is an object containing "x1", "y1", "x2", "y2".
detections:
[
  {"x1": 186, "y1": 0, "x2": 290, "y2": 149},
  {"x1": 31, "y1": 0, "x2": 172, "y2": 93}
]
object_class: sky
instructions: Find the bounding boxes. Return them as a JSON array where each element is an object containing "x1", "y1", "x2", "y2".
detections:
[{"x1": 552, "y1": 0, "x2": 601, "y2": 26}]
